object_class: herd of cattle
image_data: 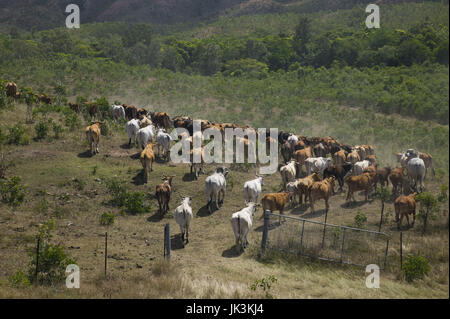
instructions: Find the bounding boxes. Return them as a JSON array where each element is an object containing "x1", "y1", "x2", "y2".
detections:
[{"x1": 4, "y1": 81, "x2": 437, "y2": 253}]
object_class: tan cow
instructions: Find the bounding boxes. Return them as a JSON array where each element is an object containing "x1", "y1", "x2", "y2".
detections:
[
  {"x1": 156, "y1": 175, "x2": 174, "y2": 215},
  {"x1": 140, "y1": 143, "x2": 155, "y2": 183},
  {"x1": 85, "y1": 121, "x2": 103, "y2": 155},
  {"x1": 293, "y1": 146, "x2": 313, "y2": 176},
  {"x1": 345, "y1": 172, "x2": 374, "y2": 204},
  {"x1": 395, "y1": 192, "x2": 418, "y2": 230},
  {"x1": 261, "y1": 192, "x2": 292, "y2": 223},
  {"x1": 308, "y1": 176, "x2": 335, "y2": 213}
]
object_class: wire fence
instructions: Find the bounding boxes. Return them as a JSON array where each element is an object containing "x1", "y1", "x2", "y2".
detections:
[{"x1": 261, "y1": 211, "x2": 390, "y2": 269}]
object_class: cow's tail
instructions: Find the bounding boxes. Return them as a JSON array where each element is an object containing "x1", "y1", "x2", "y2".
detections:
[{"x1": 237, "y1": 216, "x2": 242, "y2": 245}]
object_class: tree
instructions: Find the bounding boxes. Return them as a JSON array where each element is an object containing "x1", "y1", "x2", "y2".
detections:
[
  {"x1": 293, "y1": 16, "x2": 311, "y2": 61},
  {"x1": 415, "y1": 192, "x2": 439, "y2": 235},
  {"x1": 375, "y1": 186, "x2": 391, "y2": 232}
]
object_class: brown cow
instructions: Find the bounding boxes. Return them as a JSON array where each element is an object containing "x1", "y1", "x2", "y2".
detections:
[
  {"x1": 84, "y1": 102, "x2": 98, "y2": 118},
  {"x1": 151, "y1": 112, "x2": 171, "y2": 130},
  {"x1": 287, "y1": 172, "x2": 321, "y2": 206},
  {"x1": 5, "y1": 82, "x2": 17, "y2": 97},
  {"x1": 124, "y1": 104, "x2": 137, "y2": 120},
  {"x1": 389, "y1": 167, "x2": 405, "y2": 196},
  {"x1": 395, "y1": 192, "x2": 418, "y2": 230},
  {"x1": 140, "y1": 143, "x2": 155, "y2": 183},
  {"x1": 261, "y1": 192, "x2": 292, "y2": 223},
  {"x1": 293, "y1": 146, "x2": 313, "y2": 177},
  {"x1": 418, "y1": 152, "x2": 435, "y2": 179},
  {"x1": 345, "y1": 172, "x2": 374, "y2": 204},
  {"x1": 155, "y1": 175, "x2": 174, "y2": 215},
  {"x1": 308, "y1": 176, "x2": 335, "y2": 213},
  {"x1": 68, "y1": 102, "x2": 80, "y2": 113},
  {"x1": 347, "y1": 150, "x2": 360, "y2": 164},
  {"x1": 85, "y1": 121, "x2": 103, "y2": 155},
  {"x1": 365, "y1": 155, "x2": 377, "y2": 166},
  {"x1": 136, "y1": 108, "x2": 148, "y2": 118},
  {"x1": 375, "y1": 167, "x2": 391, "y2": 188},
  {"x1": 332, "y1": 149, "x2": 347, "y2": 166},
  {"x1": 138, "y1": 115, "x2": 153, "y2": 128},
  {"x1": 36, "y1": 93, "x2": 52, "y2": 105}
]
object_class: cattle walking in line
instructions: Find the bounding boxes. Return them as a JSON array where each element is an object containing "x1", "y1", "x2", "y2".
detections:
[
  {"x1": 137, "y1": 124, "x2": 156, "y2": 150},
  {"x1": 395, "y1": 192, "x2": 418, "y2": 230},
  {"x1": 261, "y1": 192, "x2": 292, "y2": 224},
  {"x1": 205, "y1": 167, "x2": 229, "y2": 214},
  {"x1": 308, "y1": 176, "x2": 335, "y2": 213},
  {"x1": 174, "y1": 196, "x2": 193, "y2": 247},
  {"x1": 126, "y1": 119, "x2": 140, "y2": 147},
  {"x1": 231, "y1": 202, "x2": 258, "y2": 253},
  {"x1": 243, "y1": 175, "x2": 264, "y2": 205},
  {"x1": 140, "y1": 143, "x2": 155, "y2": 183},
  {"x1": 156, "y1": 175, "x2": 175, "y2": 215},
  {"x1": 85, "y1": 121, "x2": 103, "y2": 155},
  {"x1": 279, "y1": 160, "x2": 297, "y2": 190},
  {"x1": 156, "y1": 128, "x2": 173, "y2": 161}
]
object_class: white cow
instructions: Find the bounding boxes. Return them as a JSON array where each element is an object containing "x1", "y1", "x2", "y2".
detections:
[
  {"x1": 287, "y1": 134, "x2": 299, "y2": 150},
  {"x1": 231, "y1": 202, "x2": 258, "y2": 253},
  {"x1": 353, "y1": 160, "x2": 371, "y2": 176},
  {"x1": 205, "y1": 167, "x2": 229, "y2": 214},
  {"x1": 125, "y1": 119, "x2": 140, "y2": 147},
  {"x1": 243, "y1": 175, "x2": 264, "y2": 204},
  {"x1": 407, "y1": 157, "x2": 426, "y2": 193},
  {"x1": 305, "y1": 157, "x2": 332, "y2": 177},
  {"x1": 156, "y1": 128, "x2": 173, "y2": 161},
  {"x1": 137, "y1": 124, "x2": 156, "y2": 149},
  {"x1": 280, "y1": 160, "x2": 297, "y2": 190},
  {"x1": 111, "y1": 104, "x2": 125, "y2": 121},
  {"x1": 174, "y1": 197, "x2": 193, "y2": 247}
]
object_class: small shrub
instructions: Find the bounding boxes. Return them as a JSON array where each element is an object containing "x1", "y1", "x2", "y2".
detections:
[
  {"x1": 72, "y1": 178, "x2": 85, "y2": 191},
  {"x1": 100, "y1": 120, "x2": 111, "y2": 136},
  {"x1": 7, "y1": 124, "x2": 30, "y2": 145},
  {"x1": 437, "y1": 185, "x2": 448, "y2": 203},
  {"x1": 403, "y1": 254, "x2": 431, "y2": 282},
  {"x1": 124, "y1": 191, "x2": 149, "y2": 214},
  {"x1": 64, "y1": 113, "x2": 81, "y2": 130},
  {"x1": 8, "y1": 270, "x2": 31, "y2": 288},
  {"x1": 52, "y1": 123, "x2": 63, "y2": 139},
  {"x1": 250, "y1": 275, "x2": 277, "y2": 298},
  {"x1": 354, "y1": 211, "x2": 367, "y2": 228},
  {"x1": 28, "y1": 220, "x2": 76, "y2": 285},
  {"x1": 34, "y1": 119, "x2": 50, "y2": 140},
  {"x1": 100, "y1": 212, "x2": 115, "y2": 226},
  {"x1": 0, "y1": 176, "x2": 26, "y2": 207}
]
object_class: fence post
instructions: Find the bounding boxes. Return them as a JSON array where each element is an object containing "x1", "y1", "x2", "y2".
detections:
[
  {"x1": 164, "y1": 224, "x2": 171, "y2": 261},
  {"x1": 340, "y1": 228, "x2": 346, "y2": 263},
  {"x1": 400, "y1": 231, "x2": 403, "y2": 270},
  {"x1": 35, "y1": 236, "x2": 40, "y2": 284},
  {"x1": 261, "y1": 210, "x2": 270, "y2": 254},
  {"x1": 383, "y1": 237, "x2": 389, "y2": 270},
  {"x1": 104, "y1": 231, "x2": 108, "y2": 277},
  {"x1": 299, "y1": 219, "x2": 305, "y2": 256},
  {"x1": 321, "y1": 209, "x2": 329, "y2": 248}
]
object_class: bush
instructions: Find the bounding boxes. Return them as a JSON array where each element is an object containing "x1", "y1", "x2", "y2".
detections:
[
  {"x1": 64, "y1": 112, "x2": 81, "y2": 130},
  {"x1": 52, "y1": 122, "x2": 63, "y2": 139},
  {"x1": 8, "y1": 270, "x2": 31, "y2": 288},
  {"x1": 354, "y1": 211, "x2": 367, "y2": 228},
  {"x1": 7, "y1": 124, "x2": 30, "y2": 145},
  {"x1": 403, "y1": 254, "x2": 431, "y2": 282},
  {"x1": 28, "y1": 220, "x2": 76, "y2": 285},
  {"x1": 105, "y1": 178, "x2": 150, "y2": 214},
  {"x1": 100, "y1": 212, "x2": 115, "y2": 226},
  {"x1": 34, "y1": 119, "x2": 50, "y2": 140},
  {"x1": 0, "y1": 176, "x2": 26, "y2": 207}
]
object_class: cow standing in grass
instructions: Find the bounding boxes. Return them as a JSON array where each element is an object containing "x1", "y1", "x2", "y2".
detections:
[
  {"x1": 174, "y1": 197, "x2": 193, "y2": 247},
  {"x1": 205, "y1": 167, "x2": 229, "y2": 214},
  {"x1": 140, "y1": 143, "x2": 155, "y2": 183},
  {"x1": 85, "y1": 121, "x2": 103, "y2": 155},
  {"x1": 231, "y1": 202, "x2": 258, "y2": 253},
  {"x1": 395, "y1": 192, "x2": 418, "y2": 230},
  {"x1": 156, "y1": 175, "x2": 174, "y2": 215},
  {"x1": 243, "y1": 175, "x2": 264, "y2": 205}
]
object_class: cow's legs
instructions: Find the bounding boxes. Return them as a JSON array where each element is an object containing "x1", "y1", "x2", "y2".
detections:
[{"x1": 406, "y1": 214, "x2": 410, "y2": 228}]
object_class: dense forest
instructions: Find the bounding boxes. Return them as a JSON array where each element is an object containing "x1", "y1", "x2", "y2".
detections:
[{"x1": 1, "y1": 2, "x2": 448, "y2": 123}]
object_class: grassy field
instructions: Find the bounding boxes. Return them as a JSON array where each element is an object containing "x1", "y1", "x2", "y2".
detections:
[{"x1": 0, "y1": 101, "x2": 448, "y2": 298}]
